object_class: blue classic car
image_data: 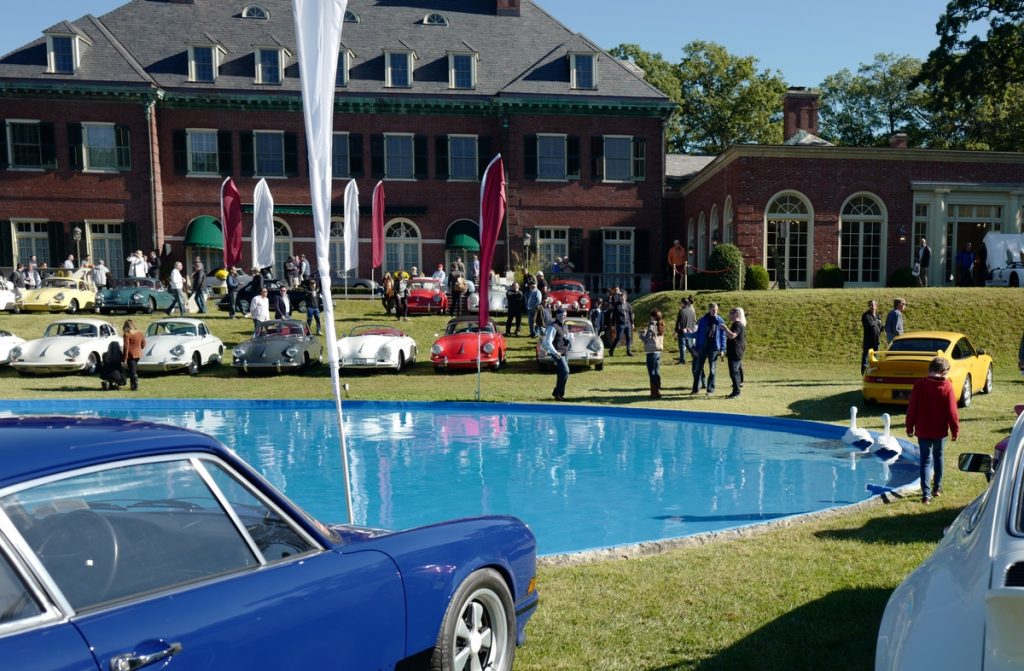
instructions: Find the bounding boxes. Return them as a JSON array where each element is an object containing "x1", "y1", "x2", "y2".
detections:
[
  {"x1": 95, "y1": 277, "x2": 174, "y2": 314},
  {"x1": 0, "y1": 416, "x2": 538, "y2": 671}
]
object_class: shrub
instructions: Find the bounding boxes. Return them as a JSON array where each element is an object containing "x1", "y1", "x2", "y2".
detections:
[
  {"x1": 705, "y1": 244, "x2": 744, "y2": 291},
  {"x1": 745, "y1": 265, "x2": 770, "y2": 290},
  {"x1": 888, "y1": 266, "x2": 919, "y2": 287},
  {"x1": 814, "y1": 264, "x2": 844, "y2": 288}
]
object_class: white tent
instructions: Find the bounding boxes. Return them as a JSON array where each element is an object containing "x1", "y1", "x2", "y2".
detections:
[{"x1": 982, "y1": 232, "x2": 1024, "y2": 270}]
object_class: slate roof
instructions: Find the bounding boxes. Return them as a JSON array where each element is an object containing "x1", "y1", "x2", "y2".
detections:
[
  {"x1": 666, "y1": 154, "x2": 716, "y2": 180},
  {"x1": 0, "y1": 0, "x2": 670, "y2": 106}
]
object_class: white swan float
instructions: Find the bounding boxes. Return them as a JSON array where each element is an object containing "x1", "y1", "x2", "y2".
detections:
[
  {"x1": 874, "y1": 413, "x2": 903, "y2": 464},
  {"x1": 842, "y1": 406, "x2": 874, "y2": 450}
]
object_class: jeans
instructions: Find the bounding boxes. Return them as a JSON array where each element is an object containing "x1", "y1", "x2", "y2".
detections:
[
  {"x1": 646, "y1": 351, "x2": 661, "y2": 386},
  {"x1": 227, "y1": 290, "x2": 238, "y2": 317},
  {"x1": 194, "y1": 289, "x2": 206, "y2": 314},
  {"x1": 506, "y1": 311, "x2": 522, "y2": 334},
  {"x1": 676, "y1": 335, "x2": 687, "y2": 363},
  {"x1": 552, "y1": 354, "x2": 570, "y2": 397},
  {"x1": 126, "y1": 358, "x2": 139, "y2": 390},
  {"x1": 167, "y1": 288, "x2": 187, "y2": 315},
  {"x1": 918, "y1": 437, "x2": 946, "y2": 499},
  {"x1": 728, "y1": 358, "x2": 743, "y2": 395},
  {"x1": 693, "y1": 347, "x2": 718, "y2": 393},
  {"x1": 610, "y1": 324, "x2": 633, "y2": 354},
  {"x1": 307, "y1": 307, "x2": 321, "y2": 333}
]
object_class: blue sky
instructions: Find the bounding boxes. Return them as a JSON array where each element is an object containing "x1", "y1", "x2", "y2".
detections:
[{"x1": 2, "y1": 0, "x2": 952, "y2": 86}]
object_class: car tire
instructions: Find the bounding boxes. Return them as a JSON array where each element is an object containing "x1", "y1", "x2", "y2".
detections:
[
  {"x1": 1011, "y1": 273, "x2": 1020, "y2": 288},
  {"x1": 595, "y1": 362, "x2": 604, "y2": 371},
  {"x1": 430, "y1": 568, "x2": 515, "y2": 671},
  {"x1": 215, "y1": 346, "x2": 224, "y2": 364},
  {"x1": 396, "y1": 351, "x2": 405, "y2": 373},
  {"x1": 145, "y1": 297, "x2": 156, "y2": 314},
  {"x1": 187, "y1": 353, "x2": 201, "y2": 376},
  {"x1": 982, "y1": 365, "x2": 993, "y2": 394},
  {"x1": 959, "y1": 374, "x2": 973, "y2": 408},
  {"x1": 67, "y1": 299, "x2": 79, "y2": 315},
  {"x1": 84, "y1": 352, "x2": 99, "y2": 375}
]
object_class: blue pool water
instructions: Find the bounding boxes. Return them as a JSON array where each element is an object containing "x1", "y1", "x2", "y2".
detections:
[{"x1": 2, "y1": 400, "x2": 917, "y2": 556}]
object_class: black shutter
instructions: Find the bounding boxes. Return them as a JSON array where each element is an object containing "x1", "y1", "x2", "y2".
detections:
[
  {"x1": 633, "y1": 228, "x2": 649, "y2": 275},
  {"x1": 0, "y1": 220, "x2": 13, "y2": 267},
  {"x1": 435, "y1": 136, "x2": 449, "y2": 180},
  {"x1": 414, "y1": 135, "x2": 428, "y2": 179},
  {"x1": 239, "y1": 132, "x2": 254, "y2": 176},
  {"x1": 68, "y1": 123, "x2": 83, "y2": 170},
  {"x1": 173, "y1": 130, "x2": 188, "y2": 175},
  {"x1": 591, "y1": 136, "x2": 604, "y2": 181},
  {"x1": 523, "y1": 134, "x2": 537, "y2": 180},
  {"x1": 568, "y1": 227, "x2": 584, "y2": 269},
  {"x1": 40, "y1": 123, "x2": 57, "y2": 169},
  {"x1": 349, "y1": 134, "x2": 364, "y2": 177},
  {"x1": 370, "y1": 134, "x2": 385, "y2": 178},
  {"x1": 47, "y1": 222, "x2": 66, "y2": 266},
  {"x1": 284, "y1": 133, "x2": 299, "y2": 177},
  {"x1": 115, "y1": 125, "x2": 131, "y2": 171},
  {"x1": 632, "y1": 137, "x2": 646, "y2": 181},
  {"x1": 218, "y1": 130, "x2": 233, "y2": 176},
  {"x1": 588, "y1": 230, "x2": 603, "y2": 275},
  {"x1": 477, "y1": 137, "x2": 492, "y2": 179},
  {"x1": 566, "y1": 136, "x2": 580, "y2": 181},
  {"x1": 122, "y1": 221, "x2": 139, "y2": 256}
]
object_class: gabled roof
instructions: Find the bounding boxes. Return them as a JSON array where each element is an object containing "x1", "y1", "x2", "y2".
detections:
[{"x1": 783, "y1": 130, "x2": 834, "y2": 147}]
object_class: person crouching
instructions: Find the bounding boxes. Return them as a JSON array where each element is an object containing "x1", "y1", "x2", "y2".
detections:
[{"x1": 99, "y1": 341, "x2": 126, "y2": 391}]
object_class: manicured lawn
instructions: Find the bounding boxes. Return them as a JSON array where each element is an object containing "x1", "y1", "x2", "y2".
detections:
[{"x1": 1, "y1": 287, "x2": 1019, "y2": 670}]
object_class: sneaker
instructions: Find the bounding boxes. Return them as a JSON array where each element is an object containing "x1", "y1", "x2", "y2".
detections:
[
  {"x1": 726, "y1": 392, "x2": 740, "y2": 399},
  {"x1": 922, "y1": 496, "x2": 932, "y2": 505},
  {"x1": 933, "y1": 487, "x2": 943, "y2": 498}
]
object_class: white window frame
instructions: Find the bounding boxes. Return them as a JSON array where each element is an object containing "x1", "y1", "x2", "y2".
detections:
[
  {"x1": 186, "y1": 128, "x2": 219, "y2": 176},
  {"x1": 188, "y1": 45, "x2": 224, "y2": 83},
  {"x1": 45, "y1": 34, "x2": 81, "y2": 74},
  {"x1": 602, "y1": 135, "x2": 633, "y2": 182},
  {"x1": 448, "y1": 52, "x2": 477, "y2": 90},
  {"x1": 335, "y1": 49, "x2": 353, "y2": 87},
  {"x1": 84, "y1": 220, "x2": 124, "y2": 278},
  {"x1": 332, "y1": 132, "x2": 350, "y2": 179},
  {"x1": 253, "y1": 130, "x2": 285, "y2": 178},
  {"x1": 602, "y1": 228, "x2": 634, "y2": 275},
  {"x1": 256, "y1": 48, "x2": 287, "y2": 85},
  {"x1": 763, "y1": 191, "x2": 814, "y2": 288},
  {"x1": 385, "y1": 51, "x2": 415, "y2": 88},
  {"x1": 448, "y1": 135, "x2": 478, "y2": 181},
  {"x1": 537, "y1": 228, "x2": 569, "y2": 270},
  {"x1": 82, "y1": 122, "x2": 118, "y2": 173},
  {"x1": 839, "y1": 193, "x2": 886, "y2": 287},
  {"x1": 272, "y1": 219, "x2": 294, "y2": 279},
  {"x1": 384, "y1": 133, "x2": 415, "y2": 181},
  {"x1": 423, "y1": 12, "x2": 449, "y2": 26},
  {"x1": 537, "y1": 133, "x2": 567, "y2": 182},
  {"x1": 344, "y1": 10, "x2": 360, "y2": 23},
  {"x1": 13, "y1": 220, "x2": 50, "y2": 266},
  {"x1": 5, "y1": 119, "x2": 44, "y2": 170},
  {"x1": 384, "y1": 219, "x2": 422, "y2": 273},
  {"x1": 570, "y1": 52, "x2": 598, "y2": 90},
  {"x1": 329, "y1": 219, "x2": 345, "y2": 271},
  {"x1": 242, "y1": 5, "x2": 269, "y2": 20}
]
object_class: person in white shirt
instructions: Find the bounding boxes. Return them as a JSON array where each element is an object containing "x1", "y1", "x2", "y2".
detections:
[
  {"x1": 62, "y1": 254, "x2": 75, "y2": 270},
  {"x1": 166, "y1": 261, "x2": 187, "y2": 315},
  {"x1": 431, "y1": 263, "x2": 446, "y2": 286},
  {"x1": 92, "y1": 261, "x2": 110, "y2": 290},
  {"x1": 127, "y1": 250, "x2": 148, "y2": 278},
  {"x1": 250, "y1": 287, "x2": 270, "y2": 333}
]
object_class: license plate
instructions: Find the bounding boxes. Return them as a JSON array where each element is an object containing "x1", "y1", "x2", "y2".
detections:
[{"x1": 892, "y1": 389, "x2": 910, "y2": 400}]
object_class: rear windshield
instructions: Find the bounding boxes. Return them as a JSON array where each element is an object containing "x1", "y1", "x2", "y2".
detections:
[{"x1": 889, "y1": 338, "x2": 950, "y2": 353}]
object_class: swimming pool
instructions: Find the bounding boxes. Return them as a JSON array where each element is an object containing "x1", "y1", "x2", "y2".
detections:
[{"x1": 2, "y1": 400, "x2": 917, "y2": 556}]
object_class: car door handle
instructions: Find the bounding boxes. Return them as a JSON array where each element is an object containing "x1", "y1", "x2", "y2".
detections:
[{"x1": 110, "y1": 642, "x2": 183, "y2": 671}]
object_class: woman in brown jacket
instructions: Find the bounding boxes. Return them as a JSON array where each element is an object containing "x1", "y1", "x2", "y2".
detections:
[{"x1": 122, "y1": 319, "x2": 146, "y2": 391}]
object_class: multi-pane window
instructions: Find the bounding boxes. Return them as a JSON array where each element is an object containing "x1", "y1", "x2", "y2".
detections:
[
  {"x1": 912, "y1": 203, "x2": 928, "y2": 265},
  {"x1": 192, "y1": 46, "x2": 215, "y2": 82},
  {"x1": 335, "y1": 51, "x2": 350, "y2": 87},
  {"x1": 386, "y1": 52, "x2": 413, "y2": 87},
  {"x1": 449, "y1": 136, "x2": 477, "y2": 180},
  {"x1": 538, "y1": 135, "x2": 566, "y2": 180},
  {"x1": 385, "y1": 134, "x2": 414, "y2": 179},
  {"x1": 571, "y1": 53, "x2": 596, "y2": 89},
  {"x1": 840, "y1": 196, "x2": 883, "y2": 285},
  {"x1": 15, "y1": 222, "x2": 50, "y2": 266},
  {"x1": 83, "y1": 124, "x2": 118, "y2": 171},
  {"x1": 766, "y1": 194, "x2": 811, "y2": 286},
  {"x1": 385, "y1": 221, "x2": 421, "y2": 272},
  {"x1": 537, "y1": 229, "x2": 568, "y2": 270},
  {"x1": 332, "y1": 133, "x2": 350, "y2": 178},
  {"x1": 257, "y1": 49, "x2": 282, "y2": 84},
  {"x1": 49, "y1": 36, "x2": 75, "y2": 74},
  {"x1": 603, "y1": 229, "x2": 634, "y2": 274},
  {"x1": 243, "y1": 5, "x2": 269, "y2": 19},
  {"x1": 273, "y1": 220, "x2": 293, "y2": 279},
  {"x1": 450, "y1": 53, "x2": 475, "y2": 89},
  {"x1": 87, "y1": 222, "x2": 124, "y2": 277},
  {"x1": 6, "y1": 121, "x2": 46, "y2": 169},
  {"x1": 603, "y1": 136, "x2": 632, "y2": 182},
  {"x1": 254, "y1": 131, "x2": 284, "y2": 177},
  {"x1": 946, "y1": 204, "x2": 1003, "y2": 281},
  {"x1": 187, "y1": 130, "x2": 219, "y2": 175},
  {"x1": 329, "y1": 220, "x2": 344, "y2": 271}
]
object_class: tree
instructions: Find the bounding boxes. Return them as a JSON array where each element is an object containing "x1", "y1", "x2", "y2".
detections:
[{"x1": 608, "y1": 44, "x2": 685, "y2": 151}]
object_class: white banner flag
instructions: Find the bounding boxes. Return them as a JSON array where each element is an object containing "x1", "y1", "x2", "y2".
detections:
[
  {"x1": 343, "y1": 179, "x2": 359, "y2": 273},
  {"x1": 252, "y1": 178, "x2": 275, "y2": 272}
]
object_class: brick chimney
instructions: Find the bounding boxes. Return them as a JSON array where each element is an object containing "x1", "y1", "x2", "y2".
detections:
[
  {"x1": 497, "y1": 0, "x2": 521, "y2": 16},
  {"x1": 783, "y1": 87, "x2": 820, "y2": 141},
  {"x1": 889, "y1": 133, "x2": 909, "y2": 149}
]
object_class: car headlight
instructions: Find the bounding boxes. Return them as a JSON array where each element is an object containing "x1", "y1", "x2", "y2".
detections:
[
  {"x1": 10, "y1": 346, "x2": 22, "y2": 359},
  {"x1": 285, "y1": 346, "x2": 299, "y2": 359},
  {"x1": 131, "y1": 292, "x2": 144, "y2": 302},
  {"x1": 432, "y1": 294, "x2": 441, "y2": 303},
  {"x1": 64, "y1": 346, "x2": 80, "y2": 358},
  {"x1": 54, "y1": 292, "x2": 65, "y2": 302},
  {"x1": 377, "y1": 345, "x2": 392, "y2": 361},
  {"x1": 580, "y1": 297, "x2": 589, "y2": 307},
  {"x1": 95, "y1": 295, "x2": 104, "y2": 305},
  {"x1": 482, "y1": 342, "x2": 495, "y2": 354},
  {"x1": 170, "y1": 345, "x2": 186, "y2": 358},
  {"x1": 431, "y1": 343, "x2": 443, "y2": 355},
  {"x1": 233, "y1": 347, "x2": 246, "y2": 359},
  {"x1": 588, "y1": 339, "x2": 602, "y2": 352}
]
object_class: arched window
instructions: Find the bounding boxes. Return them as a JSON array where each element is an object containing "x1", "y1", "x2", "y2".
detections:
[
  {"x1": 710, "y1": 205, "x2": 720, "y2": 249},
  {"x1": 697, "y1": 212, "x2": 706, "y2": 267},
  {"x1": 242, "y1": 5, "x2": 269, "y2": 19},
  {"x1": 840, "y1": 193, "x2": 885, "y2": 286},
  {"x1": 765, "y1": 192, "x2": 813, "y2": 287},
  {"x1": 273, "y1": 219, "x2": 293, "y2": 280},
  {"x1": 723, "y1": 196, "x2": 733, "y2": 245},
  {"x1": 423, "y1": 12, "x2": 449, "y2": 25},
  {"x1": 329, "y1": 218, "x2": 344, "y2": 274},
  {"x1": 344, "y1": 10, "x2": 360, "y2": 23},
  {"x1": 384, "y1": 220, "x2": 421, "y2": 273}
]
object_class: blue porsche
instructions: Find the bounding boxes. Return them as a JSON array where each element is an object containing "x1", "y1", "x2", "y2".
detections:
[{"x1": 0, "y1": 416, "x2": 538, "y2": 671}]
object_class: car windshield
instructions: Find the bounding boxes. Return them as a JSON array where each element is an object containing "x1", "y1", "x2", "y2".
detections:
[
  {"x1": 350, "y1": 325, "x2": 401, "y2": 337},
  {"x1": 889, "y1": 338, "x2": 951, "y2": 353},
  {"x1": 43, "y1": 279, "x2": 77, "y2": 290},
  {"x1": 448, "y1": 322, "x2": 495, "y2": 335},
  {"x1": 148, "y1": 322, "x2": 197, "y2": 337},
  {"x1": 258, "y1": 323, "x2": 303, "y2": 337},
  {"x1": 44, "y1": 323, "x2": 97, "y2": 338},
  {"x1": 551, "y1": 282, "x2": 583, "y2": 292},
  {"x1": 567, "y1": 322, "x2": 594, "y2": 335},
  {"x1": 410, "y1": 280, "x2": 437, "y2": 291}
]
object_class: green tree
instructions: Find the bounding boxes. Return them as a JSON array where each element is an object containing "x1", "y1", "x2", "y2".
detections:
[{"x1": 608, "y1": 44, "x2": 685, "y2": 151}]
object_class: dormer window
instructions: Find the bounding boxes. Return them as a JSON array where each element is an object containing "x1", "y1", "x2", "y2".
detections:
[
  {"x1": 335, "y1": 49, "x2": 353, "y2": 87},
  {"x1": 256, "y1": 47, "x2": 288, "y2": 85},
  {"x1": 46, "y1": 34, "x2": 85, "y2": 74},
  {"x1": 344, "y1": 10, "x2": 360, "y2": 23},
  {"x1": 242, "y1": 5, "x2": 269, "y2": 20},
  {"x1": 385, "y1": 51, "x2": 415, "y2": 88},
  {"x1": 424, "y1": 13, "x2": 449, "y2": 26},
  {"x1": 570, "y1": 52, "x2": 598, "y2": 90},
  {"x1": 448, "y1": 52, "x2": 477, "y2": 90},
  {"x1": 189, "y1": 45, "x2": 225, "y2": 83}
]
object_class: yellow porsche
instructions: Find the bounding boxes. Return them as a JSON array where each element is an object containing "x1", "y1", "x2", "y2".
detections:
[
  {"x1": 18, "y1": 270, "x2": 97, "y2": 314},
  {"x1": 863, "y1": 331, "x2": 993, "y2": 408}
]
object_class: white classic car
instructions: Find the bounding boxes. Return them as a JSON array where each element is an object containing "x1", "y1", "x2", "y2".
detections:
[
  {"x1": 983, "y1": 231, "x2": 1024, "y2": 287},
  {"x1": 337, "y1": 324, "x2": 417, "y2": 372},
  {"x1": 137, "y1": 318, "x2": 225, "y2": 375},
  {"x1": 534, "y1": 317, "x2": 604, "y2": 371},
  {"x1": 0, "y1": 330, "x2": 25, "y2": 365},
  {"x1": 9, "y1": 318, "x2": 119, "y2": 375},
  {"x1": 0, "y1": 279, "x2": 19, "y2": 313},
  {"x1": 467, "y1": 277, "x2": 509, "y2": 314},
  {"x1": 876, "y1": 409, "x2": 1024, "y2": 671}
]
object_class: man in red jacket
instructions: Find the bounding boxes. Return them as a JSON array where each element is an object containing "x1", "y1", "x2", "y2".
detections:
[{"x1": 906, "y1": 357, "x2": 960, "y2": 504}]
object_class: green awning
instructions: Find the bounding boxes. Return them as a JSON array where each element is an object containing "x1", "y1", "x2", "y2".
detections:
[
  {"x1": 448, "y1": 233, "x2": 480, "y2": 251},
  {"x1": 185, "y1": 215, "x2": 223, "y2": 249},
  {"x1": 445, "y1": 220, "x2": 480, "y2": 251}
]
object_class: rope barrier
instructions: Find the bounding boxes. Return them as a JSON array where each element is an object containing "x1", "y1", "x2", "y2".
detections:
[{"x1": 686, "y1": 265, "x2": 738, "y2": 275}]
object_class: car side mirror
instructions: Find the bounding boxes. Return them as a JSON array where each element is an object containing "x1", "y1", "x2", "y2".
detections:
[
  {"x1": 977, "y1": 348, "x2": 986, "y2": 356},
  {"x1": 958, "y1": 453, "x2": 992, "y2": 473}
]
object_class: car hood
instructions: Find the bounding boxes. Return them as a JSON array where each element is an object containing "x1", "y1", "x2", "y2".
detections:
[
  {"x1": 337, "y1": 335, "x2": 398, "y2": 354},
  {"x1": 18, "y1": 335, "x2": 112, "y2": 358},
  {"x1": 101, "y1": 287, "x2": 155, "y2": 299},
  {"x1": 436, "y1": 333, "x2": 500, "y2": 349},
  {"x1": 142, "y1": 336, "x2": 201, "y2": 354},
  {"x1": 237, "y1": 336, "x2": 308, "y2": 356}
]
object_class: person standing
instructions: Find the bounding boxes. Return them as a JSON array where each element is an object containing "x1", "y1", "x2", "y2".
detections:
[
  {"x1": 63, "y1": 254, "x2": 75, "y2": 270},
  {"x1": 190, "y1": 259, "x2": 207, "y2": 313},
  {"x1": 885, "y1": 298, "x2": 906, "y2": 346},
  {"x1": 692, "y1": 302, "x2": 727, "y2": 395},
  {"x1": 147, "y1": 250, "x2": 161, "y2": 280},
  {"x1": 395, "y1": 272, "x2": 410, "y2": 321},
  {"x1": 166, "y1": 261, "x2": 187, "y2": 316},
  {"x1": 283, "y1": 256, "x2": 299, "y2": 288},
  {"x1": 534, "y1": 270, "x2": 547, "y2": 299},
  {"x1": 917, "y1": 237, "x2": 932, "y2": 287},
  {"x1": 122, "y1": 319, "x2": 146, "y2": 391},
  {"x1": 724, "y1": 307, "x2": 747, "y2": 399},
  {"x1": 525, "y1": 282, "x2": 542, "y2": 337},
  {"x1": 127, "y1": 250, "x2": 147, "y2": 278},
  {"x1": 274, "y1": 286, "x2": 291, "y2": 319},
  {"x1": 8, "y1": 263, "x2": 25, "y2": 295},
  {"x1": 861, "y1": 299, "x2": 882, "y2": 374},
  {"x1": 609, "y1": 291, "x2": 634, "y2": 356},
  {"x1": 640, "y1": 309, "x2": 665, "y2": 399},
  {"x1": 92, "y1": 260, "x2": 110, "y2": 291},
  {"x1": 906, "y1": 356, "x2": 960, "y2": 504},
  {"x1": 668, "y1": 239, "x2": 687, "y2": 290},
  {"x1": 471, "y1": 255, "x2": 480, "y2": 285},
  {"x1": 226, "y1": 267, "x2": 240, "y2": 318},
  {"x1": 956, "y1": 242, "x2": 975, "y2": 287},
  {"x1": 505, "y1": 282, "x2": 524, "y2": 336},
  {"x1": 674, "y1": 296, "x2": 697, "y2": 365},
  {"x1": 305, "y1": 279, "x2": 323, "y2": 335},
  {"x1": 432, "y1": 263, "x2": 446, "y2": 286},
  {"x1": 251, "y1": 287, "x2": 270, "y2": 333},
  {"x1": 22, "y1": 260, "x2": 40, "y2": 290},
  {"x1": 451, "y1": 272, "x2": 467, "y2": 317},
  {"x1": 541, "y1": 307, "x2": 574, "y2": 401},
  {"x1": 588, "y1": 298, "x2": 604, "y2": 336},
  {"x1": 299, "y1": 254, "x2": 311, "y2": 283},
  {"x1": 381, "y1": 272, "x2": 395, "y2": 315}
]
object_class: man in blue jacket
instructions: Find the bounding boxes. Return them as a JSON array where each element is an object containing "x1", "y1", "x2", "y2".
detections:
[{"x1": 692, "y1": 302, "x2": 727, "y2": 395}]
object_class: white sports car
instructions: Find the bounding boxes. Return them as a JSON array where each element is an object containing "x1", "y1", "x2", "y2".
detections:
[
  {"x1": 876, "y1": 410, "x2": 1024, "y2": 671},
  {"x1": 337, "y1": 324, "x2": 417, "y2": 372},
  {"x1": 986, "y1": 261, "x2": 1024, "y2": 287},
  {"x1": 9, "y1": 318, "x2": 119, "y2": 375},
  {"x1": 467, "y1": 279, "x2": 509, "y2": 314},
  {"x1": 0, "y1": 279, "x2": 18, "y2": 313},
  {"x1": 535, "y1": 317, "x2": 605, "y2": 371},
  {"x1": 138, "y1": 318, "x2": 225, "y2": 375},
  {"x1": 0, "y1": 330, "x2": 25, "y2": 365}
]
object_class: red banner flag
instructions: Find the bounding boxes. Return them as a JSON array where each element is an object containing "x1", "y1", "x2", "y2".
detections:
[
  {"x1": 220, "y1": 177, "x2": 243, "y2": 269},
  {"x1": 371, "y1": 180, "x2": 385, "y2": 269},
  {"x1": 478, "y1": 155, "x2": 506, "y2": 328}
]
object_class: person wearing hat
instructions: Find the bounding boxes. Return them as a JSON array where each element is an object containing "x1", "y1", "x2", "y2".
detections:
[{"x1": 541, "y1": 307, "x2": 574, "y2": 401}]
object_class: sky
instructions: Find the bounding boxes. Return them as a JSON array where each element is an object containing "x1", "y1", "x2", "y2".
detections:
[{"x1": 1, "y1": 0, "x2": 954, "y2": 86}]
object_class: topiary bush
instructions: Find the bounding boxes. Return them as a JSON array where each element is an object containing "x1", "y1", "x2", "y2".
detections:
[
  {"x1": 745, "y1": 265, "x2": 769, "y2": 290},
  {"x1": 888, "y1": 266, "x2": 918, "y2": 287},
  {"x1": 814, "y1": 263, "x2": 844, "y2": 288},
  {"x1": 705, "y1": 243, "x2": 744, "y2": 291}
]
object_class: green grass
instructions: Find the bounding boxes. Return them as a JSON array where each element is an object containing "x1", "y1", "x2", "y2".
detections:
[{"x1": 1, "y1": 287, "x2": 1020, "y2": 670}]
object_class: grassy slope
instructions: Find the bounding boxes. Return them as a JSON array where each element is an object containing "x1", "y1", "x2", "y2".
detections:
[{"x1": 0, "y1": 287, "x2": 1020, "y2": 670}]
